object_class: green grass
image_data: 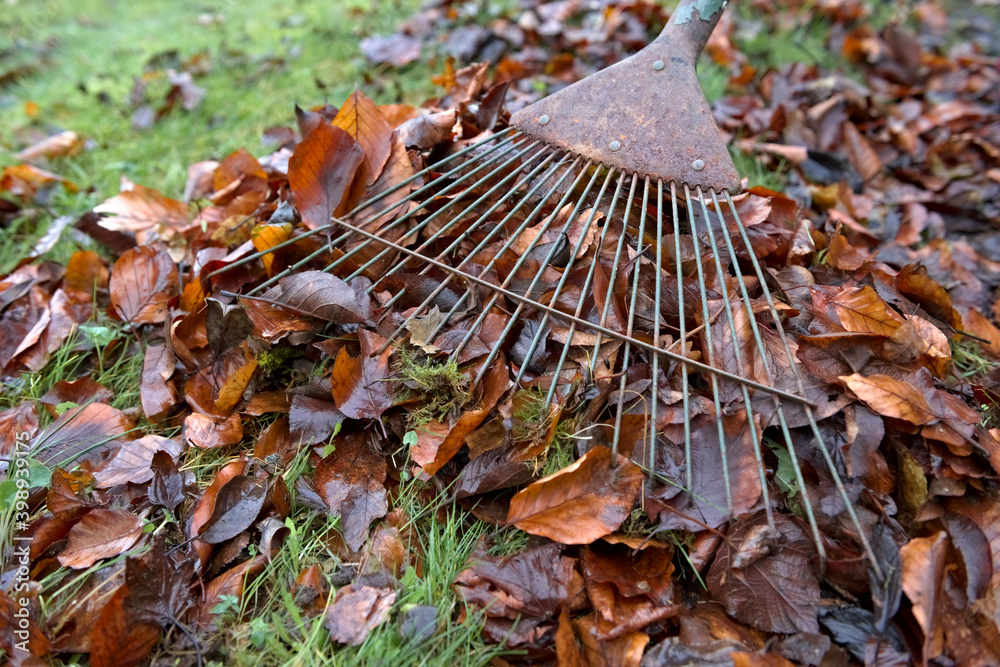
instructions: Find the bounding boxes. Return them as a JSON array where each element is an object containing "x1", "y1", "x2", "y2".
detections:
[
  {"x1": 214, "y1": 480, "x2": 509, "y2": 666},
  {"x1": 0, "y1": 0, "x2": 439, "y2": 272}
]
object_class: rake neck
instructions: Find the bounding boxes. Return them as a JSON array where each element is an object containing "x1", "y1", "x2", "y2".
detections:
[{"x1": 653, "y1": 0, "x2": 730, "y2": 64}]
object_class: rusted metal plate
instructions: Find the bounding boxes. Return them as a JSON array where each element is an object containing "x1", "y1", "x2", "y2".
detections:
[{"x1": 510, "y1": 1, "x2": 741, "y2": 194}]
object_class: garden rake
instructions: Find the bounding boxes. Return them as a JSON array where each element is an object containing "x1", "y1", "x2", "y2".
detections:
[{"x1": 220, "y1": 0, "x2": 882, "y2": 579}]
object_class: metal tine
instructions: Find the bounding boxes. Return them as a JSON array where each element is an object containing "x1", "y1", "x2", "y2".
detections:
[
  {"x1": 588, "y1": 175, "x2": 640, "y2": 373},
  {"x1": 269, "y1": 212, "x2": 817, "y2": 403},
  {"x1": 693, "y1": 187, "x2": 774, "y2": 532},
  {"x1": 348, "y1": 142, "x2": 553, "y2": 287},
  {"x1": 684, "y1": 183, "x2": 733, "y2": 515},
  {"x1": 647, "y1": 180, "x2": 665, "y2": 485},
  {"x1": 465, "y1": 159, "x2": 596, "y2": 385},
  {"x1": 510, "y1": 164, "x2": 609, "y2": 388},
  {"x1": 250, "y1": 138, "x2": 542, "y2": 296},
  {"x1": 375, "y1": 151, "x2": 568, "y2": 352},
  {"x1": 541, "y1": 169, "x2": 622, "y2": 411},
  {"x1": 610, "y1": 177, "x2": 651, "y2": 462},
  {"x1": 671, "y1": 181, "x2": 693, "y2": 495},
  {"x1": 208, "y1": 128, "x2": 521, "y2": 285},
  {"x1": 717, "y1": 189, "x2": 884, "y2": 580},
  {"x1": 443, "y1": 157, "x2": 587, "y2": 371}
]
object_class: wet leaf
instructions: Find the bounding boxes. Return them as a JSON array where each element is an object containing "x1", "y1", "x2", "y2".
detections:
[
  {"x1": 330, "y1": 330, "x2": 393, "y2": 420},
  {"x1": 90, "y1": 587, "x2": 160, "y2": 667},
  {"x1": 332, "y1": 89, "x2": 392, "y2": 184},
  {"x1": 149, "y1": 450, "x2": 185, "y2": 514},
  {"x1": 314, "y1": 432, "x2": 388, "y2": 551},
  {"x1": 58, "y1": 508, "x2": 144, "y2": 569},
  {"x1": 140, "y1": 342, "x2": 177, "y2": 422},
  {"x1": 325, "y1": 584, "x2": 396, "y2": 646},
  {"x1": 91, "y1": 434, "x2": 183, "y2": 488},
  {"x1": 32, "y1": 402, "x2": 134, "y2": 466},
  {"x1": 260, "y1": 271, "x2": 371, "y2": 325},
  {"x1": 507, "y1": 446, "x2": 642, "y2": 545},
  {"x1": 198, "y1": 475, "x2": 268, "y2": 544},
  {"x1": 94, "y1": 184, "x2": 188, "y2": 236},
  {"x1": 900, "y1": 532, "x2": 948, "y2": 661},
  {"x1": 109, "y1": 246, "x2": 179, "y2": 325},
  {"x1": 708, "y1": 514, "x2": 820, "y2": 634},
  {"x1": 841, "y1": 373, "x2": 940, "y2": 425},
  {"x1": 288, "y1": 123, "x2": 365, "y2": 228}
]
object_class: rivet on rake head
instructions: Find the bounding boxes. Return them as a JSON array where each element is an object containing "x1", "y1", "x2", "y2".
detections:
[
  {"x1": 537, "y1": 114, "x2": 550, "y2": 125},
  {"x1": 692, "y1": 159, "x2": 705, "y2": 171},
  {"x1": 652, "y1": 60, "x2": 665, "y2": 71},
  {"x1": 609, "y1": 140, "x2": 622, "y2": 152}
]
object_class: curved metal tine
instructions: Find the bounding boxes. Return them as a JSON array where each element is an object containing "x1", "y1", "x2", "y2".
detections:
[
  {"x1": 350, "y1": 142, "x2": 552, "y2": 286},
  {"x1": 279, "y1": 214, "x2": 819, "y2": 402},
  {"x1": 468, "y1": 160, "x2": 598, "y2": 385},
  {"x1": 283, "y1": 139, "x2": 541, "y2": 291},
  {"x1": 209, "y1": 128, "x2": 521, "y2": 284},
  {"x1": 375, "y1": 152, "x2": 567, "y2": 351},
  {"x1": 717, "y1": 190, "x2": 883, "y2": 580},
  {"x1": 672, "y1": 181, "x2": 693, "y2": 493},
  {"x1": 542, "y1": 169, "x2": 622, "y2": 412},
  {"x1": 510, "y1": 165, "x2": 609, "y2": 388},
  {"x1": 610, "y1": 177, "x2": 652, "y2": 462},
  {"x1": 247, "y1": 136, "x2": 533, "y2": 296},
  {"x1": 588, "y1": 175, "x2": 640, "y2": 372},
  {"x1": 445, "y1": 157, "x2": 586, "y2": 366},
  {"x1": 684, "y1": 184, "x2": 732, "y2": 516},
  {"x1": 695, "y1": 187, "x2": 774, "y2": 532}
]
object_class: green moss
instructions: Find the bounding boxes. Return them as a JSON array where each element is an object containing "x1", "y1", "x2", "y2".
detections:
[{"x1": 397, "y1": 347, "x2": 472, "y2": 427}]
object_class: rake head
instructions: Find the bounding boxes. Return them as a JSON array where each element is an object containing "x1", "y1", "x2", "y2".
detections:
[{"x1": 221, "y1": 0, "x2": 883, "y2": 580}]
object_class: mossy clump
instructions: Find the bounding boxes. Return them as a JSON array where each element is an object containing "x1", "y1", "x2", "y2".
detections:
[{"x1": 397, "y1": 347, "x2": 472, "y2": 427}]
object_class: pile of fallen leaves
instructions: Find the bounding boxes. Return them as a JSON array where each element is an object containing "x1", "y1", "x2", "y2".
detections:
[{"x1": 3, "y1": 0, "x2": 1000, "y2": 665}]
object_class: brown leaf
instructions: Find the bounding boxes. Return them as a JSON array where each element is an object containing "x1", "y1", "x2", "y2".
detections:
[
  {"x1": 396, "y1": 110, "x2": 458, "y2": 149},
  {"x1": 314, "y1": 432, "x2": 388, "y2": 551},
  {"x1": 832, "y1": 285, "x2": 901, "y2": 336},
  {"x1": 32, "y1": 402, "x2": 134, "y2": 466},
  {"x1": 63, "y1": 250, "x2": 109, "y2": 300},
  {"x1": 707, "y1": 514, "x2": 820, "y2": 634},
  {"x1": 507, "y1": 446, "x2": 642, "y2": 545},
  {"x1": 454, "y1": 542, "x2": 581, "y2": 647},
  {"x1": 90, "y1": 586, "x2": 160, "y2": 667},
  {"x1": 325, "y1": 584, "x2": 396, "y2": 646},
  {"x1": 183, "y1": 412, "x2": 243, "y2": 449},
  {"x1": 198, "y1": 475, "x2": 268, "y2": 544},
  {"x1": 109, "y1": 246, "x2": 179, "y2": 325},
  {"x1": 260, "y1": 270, "x2": 372, "y2": 325},
  {"x1": 330, "y1": 330, "x2": 393, "y2": 420},
  {"x1": 58, "y1": 508, "x2": 144, "y2": 569},
  {"x1": 573, "y1": 613, "x2": 649, "y2": 667},
  {"x1": 16, "y1": 130, "x2": 84, "y2": 161},
  {"x1": 332, "y1": 89, "x2": 393, "y2": 185},
  {"x1": 840, "y1": 373, "x2": 940, "y2": 425},
  {"x1": 288, "y1": 123, "x2": 365, "y2": 228},
  {"x1": 149, "y1": 450, "x2": 185, "y2": 514},
  {"x1": 94, "y1": 184, "x2": 188, "y2": 237},
  {"x1": 900, "y1": 532, "x2": 948, "y2": 661},
  {"x1": 91, "y1": 434, "x2": 183, "y2": 488},
  {"x1": 189, "y1": 458, "x2": 247, "y2": 562},
  {"x1": 141, "y1": 342, "x2": 177, "y2": 422}
]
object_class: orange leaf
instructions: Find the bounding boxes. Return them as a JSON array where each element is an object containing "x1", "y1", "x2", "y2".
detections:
[
  {"x1": 332, "y1": 89, "x2": 393, "y2": 184},
  {"x1": 507, "y1": 446, "x2": 643, "y2": 544},
  {"x1": 288, "y1": 123, "x2": 365, "y2": 228},
  {"x1": 94, "y1": 184, "x2": 189, "y2": 236},
  {"x1": 840, "y1": 373, "x2": 939, "y2": 425},
  {"x1": 109, "y1": 246, "x2": 179, "y2": 324},
  {"x1": 183, "y1": 412, "x2": 244, "y2": 448},
  {"x1": 64, "y1": 250, "x2": 109, "y2": 300},
  {"x1": 179, "y1": 277, "x2": 206, "y2": 314},
  {"x1": 832, "y1": 285, "x2": 901, "y2": 336},
  {"x1": 215, "y1": 357, "x2": 258, "y2": 412},
  {"x1": 900, "y1": 532, "x2": 948, "y2": 661},
  {"x1": 90, "y1": 587, "x2": 160, "y2": 667},
  {"x1": 57, "y1": 508, "x2": 144, "y2": 569},
  {"x1": 251, "y1": 222, "x2": 293, "y2": 277}
]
